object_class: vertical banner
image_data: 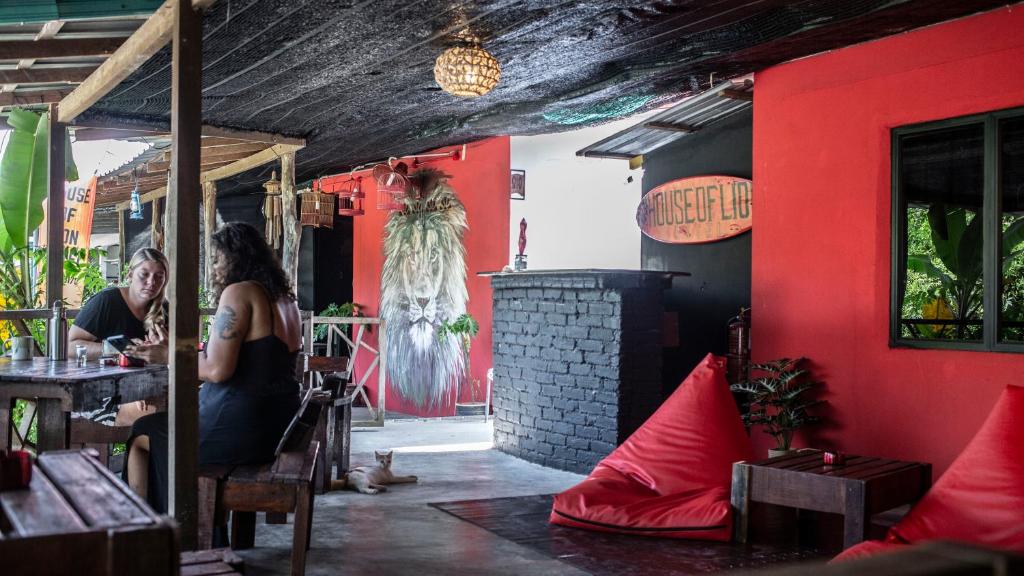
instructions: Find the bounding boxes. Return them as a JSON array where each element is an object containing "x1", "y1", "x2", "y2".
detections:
[{"x1": 62, "y1": 176, "x2": 97, "y2": 249}]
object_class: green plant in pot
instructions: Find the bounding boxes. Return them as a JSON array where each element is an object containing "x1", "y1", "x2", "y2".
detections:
[
  {"x1": 437, "y1": 313, "x2": 481, "y2": 414},
  {"x1": 730, "y1": 357, "x2": 824, "y2": 458}
]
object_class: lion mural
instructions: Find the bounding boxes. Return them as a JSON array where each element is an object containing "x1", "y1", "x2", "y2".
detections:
[{"x1": 381, "y1": 169, "x2": 468, "y2": 409}]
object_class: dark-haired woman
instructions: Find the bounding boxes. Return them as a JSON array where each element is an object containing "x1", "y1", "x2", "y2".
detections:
[{"x1": 127, "y1": 223, "x2": 301, "y2": 513}]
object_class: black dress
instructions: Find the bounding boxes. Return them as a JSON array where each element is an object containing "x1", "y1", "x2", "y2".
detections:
[{"x1": 129, "y1": 288, "x2": 300, "y2": 513}]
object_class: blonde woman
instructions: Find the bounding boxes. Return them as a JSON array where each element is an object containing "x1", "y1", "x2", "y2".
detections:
[{"x1": 70, "y1": 247, "x2": 169, "y2": 424}]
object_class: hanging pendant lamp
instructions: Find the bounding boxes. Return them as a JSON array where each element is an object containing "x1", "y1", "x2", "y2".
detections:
[{"x1": 434, "y1": 43, "x2": 500, "y2": 97}]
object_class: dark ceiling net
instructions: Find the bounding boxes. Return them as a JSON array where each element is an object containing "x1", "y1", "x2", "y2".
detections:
[{"x1": 82, "y1": 0, "x2": 1009, "y2": 197}]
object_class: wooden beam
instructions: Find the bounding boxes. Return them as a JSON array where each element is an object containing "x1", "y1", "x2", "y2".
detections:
[
  {"x1": 58, "y1": 0, "x2": 218, "y2": 123},
  {"x1": 198, "y1": 125, "x2": 305, "y2": 147},
  {"x1": 70, "y1": 118, "x2": 305, "y2": 147},
  {"x1": 202, "y1": 181, "x2": 216, "y2": 291},
  {"x1": 0, "y1": 38, "x2": 123, "y2": 60},
  {"x1": 0, "y1": 89, "x2": 71, "y2": 107},
  {"x1": 577, "y1": 151, "x2": 636, "y2": 159},
  {"x1": 46, "y1": 104, "x2": 66, "y2": 309},
  {"x1": 0, "y1": 66, "x2": 95, "y2": 86},
  {"x1": 118, "y1": 209, "x2": 127, "y2": 268},
  {"x1": 281, "y1": 152, "x2": 299, "y2": 289},
  {"x1": 19, "y1": 20, "x2": 66, "y2": 70},
  {"x1": 72, "y1": 127, "x2": 164, "y2": 142},
  {"x1": 151, "y1": 197, "x2": 164, "y2": 251},
  {"x1": 201, "y1": 143, "x2": 302, "y2": 183},
  {"x1": 145, "y1": 155, "x2": 246, "y2": 173},
  {"x1": 166, "y1": 0, "x2": 203, "y2": 549},
  {"x1": 644, "y1": 121, "x2": 699, "y2": 133},
  {"x1": 718, "y1": 88, "x2": 753, "y2": 102}
]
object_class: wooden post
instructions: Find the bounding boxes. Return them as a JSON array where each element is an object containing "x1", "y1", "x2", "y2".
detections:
[
  {"x1": 202, "y1": 181, "x2": 216, "y2": 291},
  {"x1": 280, "y1": 152, "x2": 300, "y2": 289},
  {"x1": 117, "y1": 208, "x2": 126, "y2": 269},
  {"x1": 151, "y1": 196, "x2": 164, "y2": 250},
  {"x1": 46, "y1": 103, "x2": 65, "y2": 307},
  {"x1": 166, "y1": 0, "x2": 202, "y2": 549}
]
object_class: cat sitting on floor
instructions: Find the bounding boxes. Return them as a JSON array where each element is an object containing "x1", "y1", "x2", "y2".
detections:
[{"x1": 330, "y1": 450, "x2": 418, "y2": 494}]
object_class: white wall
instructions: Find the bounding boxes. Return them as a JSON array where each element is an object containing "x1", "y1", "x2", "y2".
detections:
[{"x1": 509, "y1": 115, "x2": 649, "y2": 270}]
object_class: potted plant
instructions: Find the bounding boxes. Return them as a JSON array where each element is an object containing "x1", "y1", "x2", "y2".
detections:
[
  {"x1": 730, "y1": 357, "x2": 824, "y2": 458},
  {"x1": 314, "y1": 302, "x2": 359, "y2": 356},
  {"x1": 437, "y1": 313, "x2": 482, "y2": 416}
]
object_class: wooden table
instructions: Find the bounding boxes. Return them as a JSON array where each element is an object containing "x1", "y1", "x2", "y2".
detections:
[
  {"x1": 0, "y1": 358, "x2": 167, "y2": 452},
  {"x1": 0, "y1": 449, "x2": 178, "y2": 576},
  {"x1": 731, "y1": 449, "x2": 932, "y2": 549}
]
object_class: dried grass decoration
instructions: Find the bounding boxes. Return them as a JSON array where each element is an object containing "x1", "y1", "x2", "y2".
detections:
[
  {"x1": 434, "y1": 44, "x2": 500, "y2": 97},
  {"x1": 262, "y1": 170, "x2": 283, "y2": 248},
  {"x1": 300, "y1": 186, "x2": 336, "y2": 228}
]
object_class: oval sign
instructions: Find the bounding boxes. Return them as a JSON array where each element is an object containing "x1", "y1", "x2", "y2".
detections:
[{"x1": 636, "y1": 175, "x2": 752, "y2": 244}]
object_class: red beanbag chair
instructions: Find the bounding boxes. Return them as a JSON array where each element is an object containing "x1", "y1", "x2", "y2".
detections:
[
  {"x1": 834, "y1": 384, "x2": 1024, "y2": 562},
  {"x1": 550, "y1": 353, "x2": 753, "y2": 540},
  {"x1": 831, "y1": 540, "x2": 906, "y2": 562}
]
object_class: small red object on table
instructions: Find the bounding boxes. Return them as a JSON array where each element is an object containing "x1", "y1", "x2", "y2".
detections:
[
  {"x1": 823, "y1": 450, "x2": 847, "y2": 466},
  {"x1": 0, "y1": 449, "x2": 32, "y2": 490},
  {"x1": 118, "y1": 353, "x2": 145, "y2": 368}
]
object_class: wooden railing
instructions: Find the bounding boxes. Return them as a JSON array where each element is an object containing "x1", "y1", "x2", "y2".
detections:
[{"x1": 301, "y1": 313, "x2": 386, "y2": 427}]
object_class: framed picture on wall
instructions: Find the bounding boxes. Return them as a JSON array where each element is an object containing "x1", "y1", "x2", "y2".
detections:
[{"x1": 510, "y1": 169, "x2": 526, "y2": 200}]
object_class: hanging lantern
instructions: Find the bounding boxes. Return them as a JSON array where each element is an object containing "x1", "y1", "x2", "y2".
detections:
[
  {"x1": 128, "y1": 168, "x2": 144, "y2": 220},
  {"x1": 337, "y1": 177, "x2": 365, "y2": 217},
  {"x1": 434, "y1": 44, "x2": 501, "y2": 97},
  {"x1": 262, "y1": 170, "x2": 283, "y2": 249}
]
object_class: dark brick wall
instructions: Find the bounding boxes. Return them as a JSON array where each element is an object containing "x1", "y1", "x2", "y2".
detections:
[{"x1": 489, "y1": 270, "x2": 669, "y2": 473}]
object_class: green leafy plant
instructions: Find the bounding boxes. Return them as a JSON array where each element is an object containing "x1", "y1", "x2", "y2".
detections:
[
  {"x1": 63, "y1": 247, "x2": 110, "y2": 302},
  {"x1": 314, "y1": 302, "x2": 359, "y2": 342},
  {"x1": 437, "y1": 313, "x2": 481, "y2": 402},
  {"x1": 730, "y1": 357, "x2": 824, "y2": 451},
  {"x1": 907, "y1": 205, "x2": 1024, "y2": 339}
]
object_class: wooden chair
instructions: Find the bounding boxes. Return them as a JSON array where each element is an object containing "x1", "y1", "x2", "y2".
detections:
[
  {"x1": 299, "y1": 354, "x2": 352, "y2": 493},
  {"x1": 197, "y1": 389, "x2": 323, "y2": 576},
  {"x1": 69, "y1": 418, "x2": 132, "y2": 471}
]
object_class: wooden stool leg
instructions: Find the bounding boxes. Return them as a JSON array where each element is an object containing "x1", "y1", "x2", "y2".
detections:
[
  {"x1": 291, "y1": 484, "x2": 312, "y2": 576},
  {"x1": 333, "y1": 402, "x2": 351, "y2": 478},
  {"x1": 0, "y1": 395, "x2": 13, "y2": 451},
  {"x1": 314, "y1": 404, "x2": 328, "y2": 495},
  {"x1": 231, "y1": 511, "x2": 256, "y2": 550},
  {"x1": 305, "y1": 483, "x2": 315, "y2": 551},
  {"x1": 197, "y1": 477, "x2": 219, "y2": 550}
]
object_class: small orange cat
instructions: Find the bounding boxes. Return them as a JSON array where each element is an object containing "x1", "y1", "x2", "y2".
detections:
[{"x1": 330, "y1": 450, "x2": 418, "y2": 494}]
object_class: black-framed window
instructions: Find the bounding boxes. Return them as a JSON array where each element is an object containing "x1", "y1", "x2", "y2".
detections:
[{"x1": 892, "y1": 108, "x2": 1024, "y2": 353}]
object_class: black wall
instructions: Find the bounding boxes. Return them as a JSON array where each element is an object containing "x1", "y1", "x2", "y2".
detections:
[{"x1": 642, "y1": 109, "x2": 752, "y2": 394}]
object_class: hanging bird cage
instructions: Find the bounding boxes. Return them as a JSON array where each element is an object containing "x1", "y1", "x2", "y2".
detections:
[
  {"x1": 299, "y1": 185, "x2": 335, "y2": 228},
  {"x1": 373, "y1": 162, "x2": 408, "y2": 211},
  {"x1": 337, "y1": 177, "x2": 365, "y2": 217},
  {"x1": 262, "y1": 170, "x2": 283, "y2": 249}
]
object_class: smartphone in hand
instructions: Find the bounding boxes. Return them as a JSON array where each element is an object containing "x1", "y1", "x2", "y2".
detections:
[{"x1": 105, "y1": 335, "x2": 131, "y2": 354}]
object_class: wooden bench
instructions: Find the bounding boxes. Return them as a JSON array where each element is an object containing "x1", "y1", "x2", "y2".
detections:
[
  {"x1": 197, "y1": 389, "x2": 322, "y2": 576},
  {"x1": 0, "y1": 449, "x2": 178, "y2": 576}
]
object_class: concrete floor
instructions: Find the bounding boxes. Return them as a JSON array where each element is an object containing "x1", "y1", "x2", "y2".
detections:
[{"x1": 237, "y1": 417, "x2": 589, "y2": 575}]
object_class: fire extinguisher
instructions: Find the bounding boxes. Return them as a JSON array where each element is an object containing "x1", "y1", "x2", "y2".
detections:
[{"x1": 726, "y1": 307, "x2": 751, "y2": 384}]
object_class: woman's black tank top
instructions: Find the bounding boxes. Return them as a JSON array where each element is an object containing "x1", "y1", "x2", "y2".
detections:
[{"x1": 215, "y1": 285, "x2": 299, "y2": 396}]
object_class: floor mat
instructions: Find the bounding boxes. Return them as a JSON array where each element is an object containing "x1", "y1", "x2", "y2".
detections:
[{"x1": 429, "y1": 494, "x2": 828, "y2": 576}]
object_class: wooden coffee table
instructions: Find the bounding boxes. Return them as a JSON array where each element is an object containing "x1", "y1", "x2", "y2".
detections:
[{"x1": 730, "y1": 449, "x2": 932, "y2": 549}]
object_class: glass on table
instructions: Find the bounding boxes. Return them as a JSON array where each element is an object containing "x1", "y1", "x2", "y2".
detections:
[{"x1": 75, "y1": 344, "x2": 89, "y2": 367}]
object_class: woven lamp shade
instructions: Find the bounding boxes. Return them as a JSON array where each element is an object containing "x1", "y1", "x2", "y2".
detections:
[{"x1": 434, "y1": 45, "x2": 500, "y2": 97}]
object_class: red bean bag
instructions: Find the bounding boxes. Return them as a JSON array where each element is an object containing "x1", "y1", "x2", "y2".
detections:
[
  {"x1": 834, "y1": 384, "x2": 1024, "y2": 562},
  {"x1": 550, "y1": 353, "x2": 753, "y2": 540},
  {"x1": 831, "y1": 539, "x2": 906, "y2": 562}
]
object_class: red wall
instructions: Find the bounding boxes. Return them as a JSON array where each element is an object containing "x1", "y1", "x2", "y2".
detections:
[
  {"x1": 347, "y1": 136, "x2": 510, "y2": 417},
  {"x1": 753, "y1": 7, "x2": 1024, "y2": 475}
]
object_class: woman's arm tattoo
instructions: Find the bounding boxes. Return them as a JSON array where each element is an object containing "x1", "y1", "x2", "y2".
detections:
[{"x1": 214, "y1": 305, "x2": 239, "y2": 340}]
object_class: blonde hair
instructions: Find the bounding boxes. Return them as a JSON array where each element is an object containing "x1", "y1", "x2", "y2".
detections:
[{"x1": 126, "y1": 248, "x2": 169, "y2": 334}]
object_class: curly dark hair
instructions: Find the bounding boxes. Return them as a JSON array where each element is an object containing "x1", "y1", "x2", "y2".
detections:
[{"x1": 210, "y1": 222, "x2": 295, "y2": 303}]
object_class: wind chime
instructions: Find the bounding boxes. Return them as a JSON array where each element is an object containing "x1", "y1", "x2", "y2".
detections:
[{"x1": 262, "y1": 170, "x2": 283, "y2": 249}]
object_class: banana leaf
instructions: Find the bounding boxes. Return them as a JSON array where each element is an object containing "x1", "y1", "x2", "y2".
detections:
[{"x1": 0, "y1": 108, "x2": 78, "y2": 250}]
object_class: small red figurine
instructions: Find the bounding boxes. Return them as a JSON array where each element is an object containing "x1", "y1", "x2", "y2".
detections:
[{"x1": 823, "y1": 450, "x2": 847, "y2": 466}]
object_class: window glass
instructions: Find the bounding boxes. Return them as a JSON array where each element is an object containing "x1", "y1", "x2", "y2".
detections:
[
  {"x1": 898, "y1": 123, "x2": 985, "y2": 341},
  {"x1": 1000, "y1": 116, "x2": 1024, "y2": 343}
]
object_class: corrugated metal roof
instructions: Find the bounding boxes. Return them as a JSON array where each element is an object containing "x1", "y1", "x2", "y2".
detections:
[{"x1": 576, "y1": 78, "x2": 753, "y2": 160}]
